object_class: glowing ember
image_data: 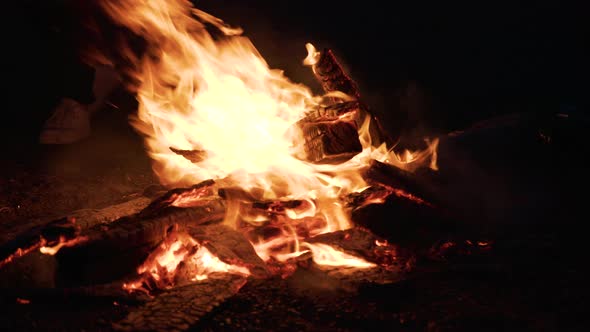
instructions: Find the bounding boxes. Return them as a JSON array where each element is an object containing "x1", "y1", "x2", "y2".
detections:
[
  {"x1": 303, "y1": 242, "x2": 376, "y2": 268},
  {"x1": 0, "y1": 242, "x2": 44, "y2": 269},
  {"x1": 16, "y1": 298, "x2": 30, "y2": 305},
  {"x1": 39, "y1": 236, "x2": 88, "y2": 255},
  {"x1": 169, "y1": 185, "x2": 215, "y2": 207},
  {"x1": 375, "y1": 239, "x2": 389, "y2": 247},
  {"x1": 123, "y1": 231, "x2": 250, "y2": 292}
]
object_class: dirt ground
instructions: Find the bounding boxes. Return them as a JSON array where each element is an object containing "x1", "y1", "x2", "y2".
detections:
[{"x1": 0, "y1": 98, "x2": 587, "y2": 331}]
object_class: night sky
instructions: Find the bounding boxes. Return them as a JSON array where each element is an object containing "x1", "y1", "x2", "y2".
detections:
[
  {"x1": 199, "y1": 1, "x2": 586, "y2": 134},
  {"x1": 4, "y1": 0, "x2": 587, "y2": 143}
]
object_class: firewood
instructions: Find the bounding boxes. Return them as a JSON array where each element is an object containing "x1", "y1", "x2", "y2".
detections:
[
  {"x1": 112, "y1": 274, "x2": 247, "y2": 332},
  {"x1": 300, "y1": 101, "x2": 363, "y2": 127},
  {"x1": 62, "y1": 196, "x2": 152, "y2": 230},
  {"x1": 55, "y1": 197, "x2": 226, "y2": 287},
  {"x1": 295, "y1": 101, "x2": 364, "y2": 164},
  {"x1": 361, "y1": 160, "x2": 438, "y2": 205},
  {"x1": 0, "y1": 217, "x2": 80, "y2": 269},
  {"x1": 348, "y1": 185, "x2": 455, "y2": 248},
  {"x1": 313, "y1": 49, "x2": 360, "y2": 100},
  {"x1": 299, "y1": 119, "x2": 362, "y2": 164},
  {"x1": 0, "y1": 280, "x2": 150, "y2": 305},
  {"x1": 187, "y1": 224, "x2": 270, "y2": 279},
  {"x1": 169, "y1": 147, "x2": 207, "y2": 163},
  {"x1": 307, "y1": 228, "x2": 414, "y2": 270},
  {"x1": 311, "y1": 48, "x2": 392, "y2": 147},
  {"x1": 139, "y1": 180, "x2": 216, "y2": 215}
]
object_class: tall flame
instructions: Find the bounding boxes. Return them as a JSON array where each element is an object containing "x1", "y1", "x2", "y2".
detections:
[
  {"x1": 99, "y1": 0, "x2": 438, "y2": 271},
  {"x1": 100, "y1": 0, "x2": 322, "y2": 196}
]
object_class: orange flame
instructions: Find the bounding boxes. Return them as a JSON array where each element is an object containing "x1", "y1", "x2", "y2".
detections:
[
  {"x1": 39, "y1": 236, "x2": 88, "y2": 255},
  {"x1": 123, "y1": 231, "x2": 249, "y2": 292},
  {"x1": 303, "y1": 242, "x2": 376, "y2": 268},
  {"x1": 99, "y1": 0, "x2": 438, "y2": 272}
]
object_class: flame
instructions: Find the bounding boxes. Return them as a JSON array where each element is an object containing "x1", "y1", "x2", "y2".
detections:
[
  {"x1": 99, "y1": 0, "x2": 438, "y2": 273},
  {"x1": 169, "y1": 185, "x2": 215, "y2": 207},
  {"x1": 123, "y1": 231, "x2": 250, "y2": 292},
  {"x1": 16, "y1": 298, "x2": 31, "y2": 305},
  {"x1": 39, "y1": 236, "x2": 88, "y2": 255},
  {"x1": 303, "y1": 43, "x2": 321, "y2": 66},
  {"x1": 303, "y1": 242, "x2": 375, "y2": 268}
]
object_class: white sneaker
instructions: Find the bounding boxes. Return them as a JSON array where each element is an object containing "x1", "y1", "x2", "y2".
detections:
[{"x1": 39, "y1": 98, "x2": 91, "y2": 144}]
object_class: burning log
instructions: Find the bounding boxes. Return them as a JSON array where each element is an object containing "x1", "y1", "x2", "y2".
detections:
[
  {"x1": 139, "y1": 180, "x2": 217, "y2": 214},
  {"x1": 307, "y1": 228, "x2": 413, "y2": 269},
  {"x1": 294, "y1": 101, "x2": 365, "y2": 164},
  {"x1": 61, "y1": 196, "x2": 153, "y2": 230},
  {"x1": 169, "y1": 147, "x2": 207, "y2": 163},
  {"x1": 55, "y1": 189, "x2": 225, "y2": 286},
  {"x1": 108, "y1": 221, "x2": 264, "y2": 331},
  {"x1": 310, "y1": 47, "x2": 391, "y2": 146},
  {"x1": 113, "y1": 275, "x2": 247, "y2": 332},
  {"x1": 187, "y1": 224, "x2": 270, "y2": 279},
  {"x1": 361, "y1": 160, "x2": 439, "y2": 205},
  {"x1": 297, "y1": 101, "x2": 367, "y2": 164},
  {"x1": 313, "y1": 49, "x2": 360, "y2": 100},
  {"x1": 298, "y1": 119, "x2": 362, "y2": 164},
  {"x1": 299, "y1": 101, "x2": 363, "y2": 126},
  {"x1": 286, "y1": 228, "x2": 411, "y2": 285},
  {"x1": 348, "y1": 185, "x2": 455, "y2": 248},
  {"x1": 0, "y1": 217, "x2": 81, "y2": 269}
]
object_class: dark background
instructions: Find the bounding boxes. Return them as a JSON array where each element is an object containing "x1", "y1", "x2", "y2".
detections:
[
  {"x1": 3, "y1": 0, "x2": 587, "y2": 148},
  {"x1": 197, "y1": 1, "x2": 586, "y2": 134}
]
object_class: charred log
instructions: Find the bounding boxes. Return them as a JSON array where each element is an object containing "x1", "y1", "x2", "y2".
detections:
[
  {"x1": 140, "y1": 179, "x2": 216, "y2": 215},
  {"x1": 307, "y1": 228, "x2": 414, "y2": 271},
  {"x1": 64, "y1": 196, "x2": 152, "y2": 230},
  {"x1": 113, "y1": 274, "x2": 247, "y2": 332},
  {"x1": 349, "y1": 185, "x2": 455, "y2": 249},
  {"x1": 55, "y1": 197, "x2": 226, "y2": 287},
  {"x1": 362, "y1": 160, "x2": 439, "y2": 205},
  {"x1": 169, "y1": 147, "x2": 207, "y2": 163},
  {"x1": 300, "y1": 101, "x2": 364, "y2": 127},
  {"x1": 311, "y1": 48, "x2": 391, "y2": 146},
  {"x1": 313, "y1": 49, "x2": 360, "y2": 99},
  {"x1": 299, "y1": 119, "x2": 362, "y2": 164},
  {"x1": 187, "y1": 224, "x2": 270, "y2": 278},
  {"x1": 0, "y1": 217, "x2": 80, "y2": 269}
]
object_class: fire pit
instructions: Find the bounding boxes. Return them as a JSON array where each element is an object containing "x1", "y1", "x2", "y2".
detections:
[{"x1": 3, "y1": 1, "x2": 575, "y2": 331}]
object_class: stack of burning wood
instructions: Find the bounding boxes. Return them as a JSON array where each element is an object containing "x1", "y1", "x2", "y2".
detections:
[{"x1": 0, "y1": 48, "x2": 477, "y2": 332}]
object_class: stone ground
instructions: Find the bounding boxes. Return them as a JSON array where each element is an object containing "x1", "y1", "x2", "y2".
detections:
[{"x1": 0, "y1": 96, "x2": 587, "y2": 331}]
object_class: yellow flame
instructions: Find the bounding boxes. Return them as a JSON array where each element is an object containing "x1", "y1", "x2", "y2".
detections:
[
  {"x1": 125, "y1": 232, "x2": 250, "y2": 291},
  {"x1": 39, "y1": 236, "x2": 88, "y2": 255},
  {"x1": 303, "y1": 242, "x2": 376, "y2": 268},
  {"x1": 303, "y1": 42, "x2": 321, "y2": 66},
  {"x1": 100, "y1": 0, "x2": 438, "y2": 270},
  {"x1": 191, "y1": 246, "x2": 250, "y2": 281}
]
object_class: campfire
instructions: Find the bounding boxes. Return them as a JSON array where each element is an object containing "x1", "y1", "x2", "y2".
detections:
[{"x1": 0, "y1": 1, "x2": 495, "y2": 330}]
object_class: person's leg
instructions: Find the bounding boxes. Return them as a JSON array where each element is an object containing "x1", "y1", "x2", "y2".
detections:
[
  {"x1": 38, "y1": 0, "x2": 121, "y2": 144},
  {"x1": 39, "y1": 60, "x2": 95, "y2": 144},
  {"x1": 39, "y1": 62, "x2": 121, "y2": 144}
]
